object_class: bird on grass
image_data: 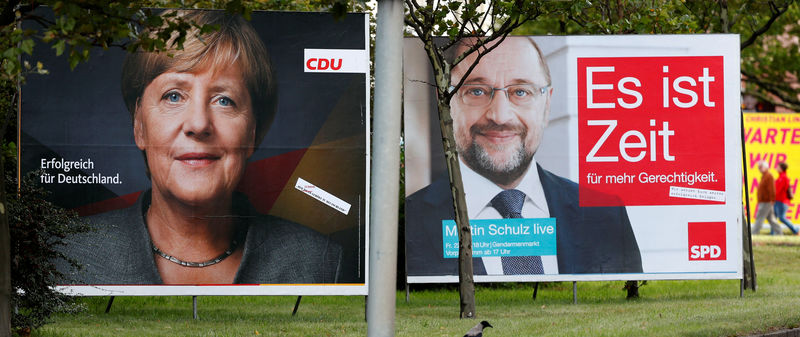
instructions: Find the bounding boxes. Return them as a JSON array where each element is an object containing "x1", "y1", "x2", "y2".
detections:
[{"x1": 464, "y1": 320, "x2": 493, "y2": 337}]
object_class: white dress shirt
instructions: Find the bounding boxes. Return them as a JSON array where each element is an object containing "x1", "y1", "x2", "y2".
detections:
[{"x1": 460, "y1": 159, "x2": 559, "y2": 275}]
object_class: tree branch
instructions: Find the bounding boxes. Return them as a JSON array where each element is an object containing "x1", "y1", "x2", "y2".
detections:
[
  {"x1": 740, "y1": 0, "x2": 790, "y2": 50},
  {"x1": 742, "y1": 69, "x2": 800, "y2": 109},
  {"x1": 745, "y1": 86, "x2": 800, "y2": 111},
  {"x1": 442, "y1": 4, "x2": 470, "y2": 50},
  {"x1": 478, "y1": 1, "x2": 493, "y2": 35},
  {"x1": 406, "y1": 0, "x2": 422, "y2": 12},
  {"x1": 568, "y1": 13, "x2": 588, "y2": 29},
  {"x1": 408, "y1": 78, "x2": 437, "y2": 88},
  {"x1": 21, "y1": 14, "x2": 55, "y2": 30},
  {"x1": 404, "y1": 0, "x2": 427, "y2": 33},
  {"x1": 448, "y1": 33, "x2": 512, "y2": 97}
]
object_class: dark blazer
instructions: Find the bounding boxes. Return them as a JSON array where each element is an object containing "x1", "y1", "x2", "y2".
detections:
[
  {"x1": 405, "y1": 164, "x2": 642, "y2": 276},
  {"x1": 57, "y1": 191, "x2": 342, "y2": 284}
]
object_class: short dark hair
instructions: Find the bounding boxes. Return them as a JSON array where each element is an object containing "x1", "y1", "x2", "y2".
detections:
[
  {"x1": 446, "y1": 36, "x2": 551, "y2": 85},
  {"x1": 120, "y1": 10, "x2": 277, "y2": 147},
  {"x1": 779, "y1": 161, "x2": 789, "y2": 172}
]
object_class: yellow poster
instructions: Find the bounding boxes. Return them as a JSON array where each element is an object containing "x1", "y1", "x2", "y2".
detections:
[{"x1": 744, "y1": 113, "x2": 800, "y2": 227}]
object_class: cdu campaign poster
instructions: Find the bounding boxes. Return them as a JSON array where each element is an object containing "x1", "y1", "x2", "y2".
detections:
[
  {"x1": 21, "y1": 10, "x2": 370, "y2": 296},
  {"x1": 404, "y1": 35, "x2": 742, "y2": 283}
]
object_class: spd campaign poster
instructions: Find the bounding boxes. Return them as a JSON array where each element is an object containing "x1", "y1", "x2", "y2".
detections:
[
  {"x1": 404, "y1": 35, "x2": 742, "y2": 283},
  {"x1": 743, "y1": 113, "x2": 800, "y2": 226},
  {"x1": 21, "y1": 10, "x2": 369, "y2": 296}
]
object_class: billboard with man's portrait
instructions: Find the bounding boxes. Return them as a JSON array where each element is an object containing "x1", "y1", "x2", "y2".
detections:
[
  {"x1": 404, "y1": 35, "x2": 742, "y2": 283},
  {"x1": 21, "y1": 10, "x2": 369, "y2": 296}
]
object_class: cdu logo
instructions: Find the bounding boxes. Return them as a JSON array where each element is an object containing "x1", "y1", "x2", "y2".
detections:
[
  {"x1": 303, "y1": 49, "x2": 368, "y2": 73},
  {"x1": 688, "y1": 221, "x2": 726, "y2": 261},
  {"x1": 306, "y1": 58, "x2": 342, "y2": 71}
]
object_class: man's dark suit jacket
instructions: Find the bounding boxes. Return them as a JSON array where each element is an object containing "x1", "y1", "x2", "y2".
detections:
[
  {"x1": 57, "y1": 191, "x2": 342, "y2": 284},
  {"x1": 405, "y1": 164, "x2": 642, "y2": 276}
]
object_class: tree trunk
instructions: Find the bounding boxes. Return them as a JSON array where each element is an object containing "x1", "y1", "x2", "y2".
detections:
[
  {"x1": 624, "y1": 280, "x2": 639, "y2": 299},
  {"x1": 435, "y1": 100, "x2": 475, "y2": 319},
  {"x1": 719, "y1": 0, "x2": 730, "y2": 33}
]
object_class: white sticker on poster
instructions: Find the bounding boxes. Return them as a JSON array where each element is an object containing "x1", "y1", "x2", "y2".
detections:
[{"x1": 295, "y1": 177, "x2": 352, "y2": 215}]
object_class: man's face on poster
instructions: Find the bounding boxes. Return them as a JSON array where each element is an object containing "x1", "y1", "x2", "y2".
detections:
[{"x1": 451, "y1": 38, "x2": 552, "y2": 186}]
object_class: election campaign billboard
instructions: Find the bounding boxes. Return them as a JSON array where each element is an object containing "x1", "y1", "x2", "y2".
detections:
[
  {"x1": 743, "y1": 113, "x2": 800, "y2": 227},
  {"x1": 404, "y1": 35, "x2": 742, "y2": 283},
  {"x1": 21, "y1": 10, "x2": 370, "y2": 296}
]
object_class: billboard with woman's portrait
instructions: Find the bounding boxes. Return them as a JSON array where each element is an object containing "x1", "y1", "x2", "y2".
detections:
[{"x1": 21, "y1": 10, "x2": 369, "y2": 296}]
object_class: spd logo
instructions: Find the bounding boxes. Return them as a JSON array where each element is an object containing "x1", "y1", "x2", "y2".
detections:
[{"x1": 688, "y1": 222, "x2": 726, "y2": 261}]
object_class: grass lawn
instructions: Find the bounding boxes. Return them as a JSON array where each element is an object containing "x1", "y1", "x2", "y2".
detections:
[{"x1": 33, "y1": 235, "x2": 800, "y2": 337}]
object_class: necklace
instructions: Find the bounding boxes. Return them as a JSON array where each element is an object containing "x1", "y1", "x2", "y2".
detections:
[
  {"x1": 145, "y1": 205, "x2": 243, "y2": 268},
  {"x1": 152, "y1": 237, "x2": 240, "y2": 268}
]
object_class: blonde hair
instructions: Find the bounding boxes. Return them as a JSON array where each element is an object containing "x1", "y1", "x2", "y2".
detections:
[{"x1": 121, "y1": 10, "x2": 277, "y2": 146}]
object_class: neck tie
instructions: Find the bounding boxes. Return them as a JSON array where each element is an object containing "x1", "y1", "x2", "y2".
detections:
[{"x1": 491, "y1": 189, "x2": 544, "y2": 274}]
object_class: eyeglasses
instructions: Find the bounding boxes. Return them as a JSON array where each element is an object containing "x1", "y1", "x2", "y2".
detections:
[{"x1": 451, "y1": 83, "x2": 550, "y2": 107}]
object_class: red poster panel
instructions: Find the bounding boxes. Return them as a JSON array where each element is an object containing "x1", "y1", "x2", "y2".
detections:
[{"x1": 578, "y1": 57, "x2": 725, "y2": 207}]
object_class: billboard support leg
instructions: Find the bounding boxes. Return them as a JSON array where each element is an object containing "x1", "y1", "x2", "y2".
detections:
[
  {"x1": 740, "y1": 112, "x2": 756, "y2": 291},
  {"x1": 532, "y1": 283, "x2": 539, "y2": 300},
  {"x1": 104, "y1": 296, "x2": 114, "y2": 313},
  {"x1": 292, "y1": 296, "x2": 302, "y2": 316},
  {"x1": 192, "y1": 296, "x2": 198, "y2": 320},
  {"x1": 740, "y1": 279, "x2": 744, "y2": 298},
  {"x1": 405, "y1": 283, "x2": 410, "y2": 303},
  {"x1": 572, "y1": 282, "x2": 577, "y2": 304}
]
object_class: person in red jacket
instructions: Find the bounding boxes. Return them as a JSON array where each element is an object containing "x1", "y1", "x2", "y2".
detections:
[
  {"x1": 751, "y1": 161, "x2": 781, "y2": 235},
  {"x1": 773, "y1": 161, "x2": 798, "y2": 235}
]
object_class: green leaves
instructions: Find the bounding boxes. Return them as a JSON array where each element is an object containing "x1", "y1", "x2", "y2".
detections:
[
  {"x1": 513, "y1": 0, "x2": 799, "y2": 110},
  {"x1": 53, "y1": 40, "x2": 65, "y2": 56},
  {"x1": 8, "y1": 167, "x2": 93, "y2": 332},
  {"x1": 0, "y1": 1, "x2": 245, "y2": 82},
  {"x1": 19, "y1": 39, "x2": 34, "y2": 55},
  {"x1": 448, "y1": 2, "x2": 462, "y2": 11}
]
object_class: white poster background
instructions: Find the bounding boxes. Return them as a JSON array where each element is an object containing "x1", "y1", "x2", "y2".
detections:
[{"x1": 404, "y1": 35, "x2": 742, "y2": 283}]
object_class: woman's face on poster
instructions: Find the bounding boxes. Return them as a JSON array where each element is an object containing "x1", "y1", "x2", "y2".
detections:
[{"x1": 134, "y1": 62, "x2": 256, "y2": 206}]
